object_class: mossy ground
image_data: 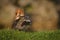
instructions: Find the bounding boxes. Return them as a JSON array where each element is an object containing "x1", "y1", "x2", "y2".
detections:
[{"x1": 0, "y1": 29, "x2": 60, "y2": 40}]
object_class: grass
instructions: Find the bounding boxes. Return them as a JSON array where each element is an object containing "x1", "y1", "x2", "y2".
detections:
[{"x1": 0, "y1": 29, "x2": 60, "y2": 40}]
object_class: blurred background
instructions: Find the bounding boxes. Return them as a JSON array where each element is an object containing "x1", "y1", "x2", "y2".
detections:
[{"x1": 0, "y1": 0, "x2": 60, "y2": 31}]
